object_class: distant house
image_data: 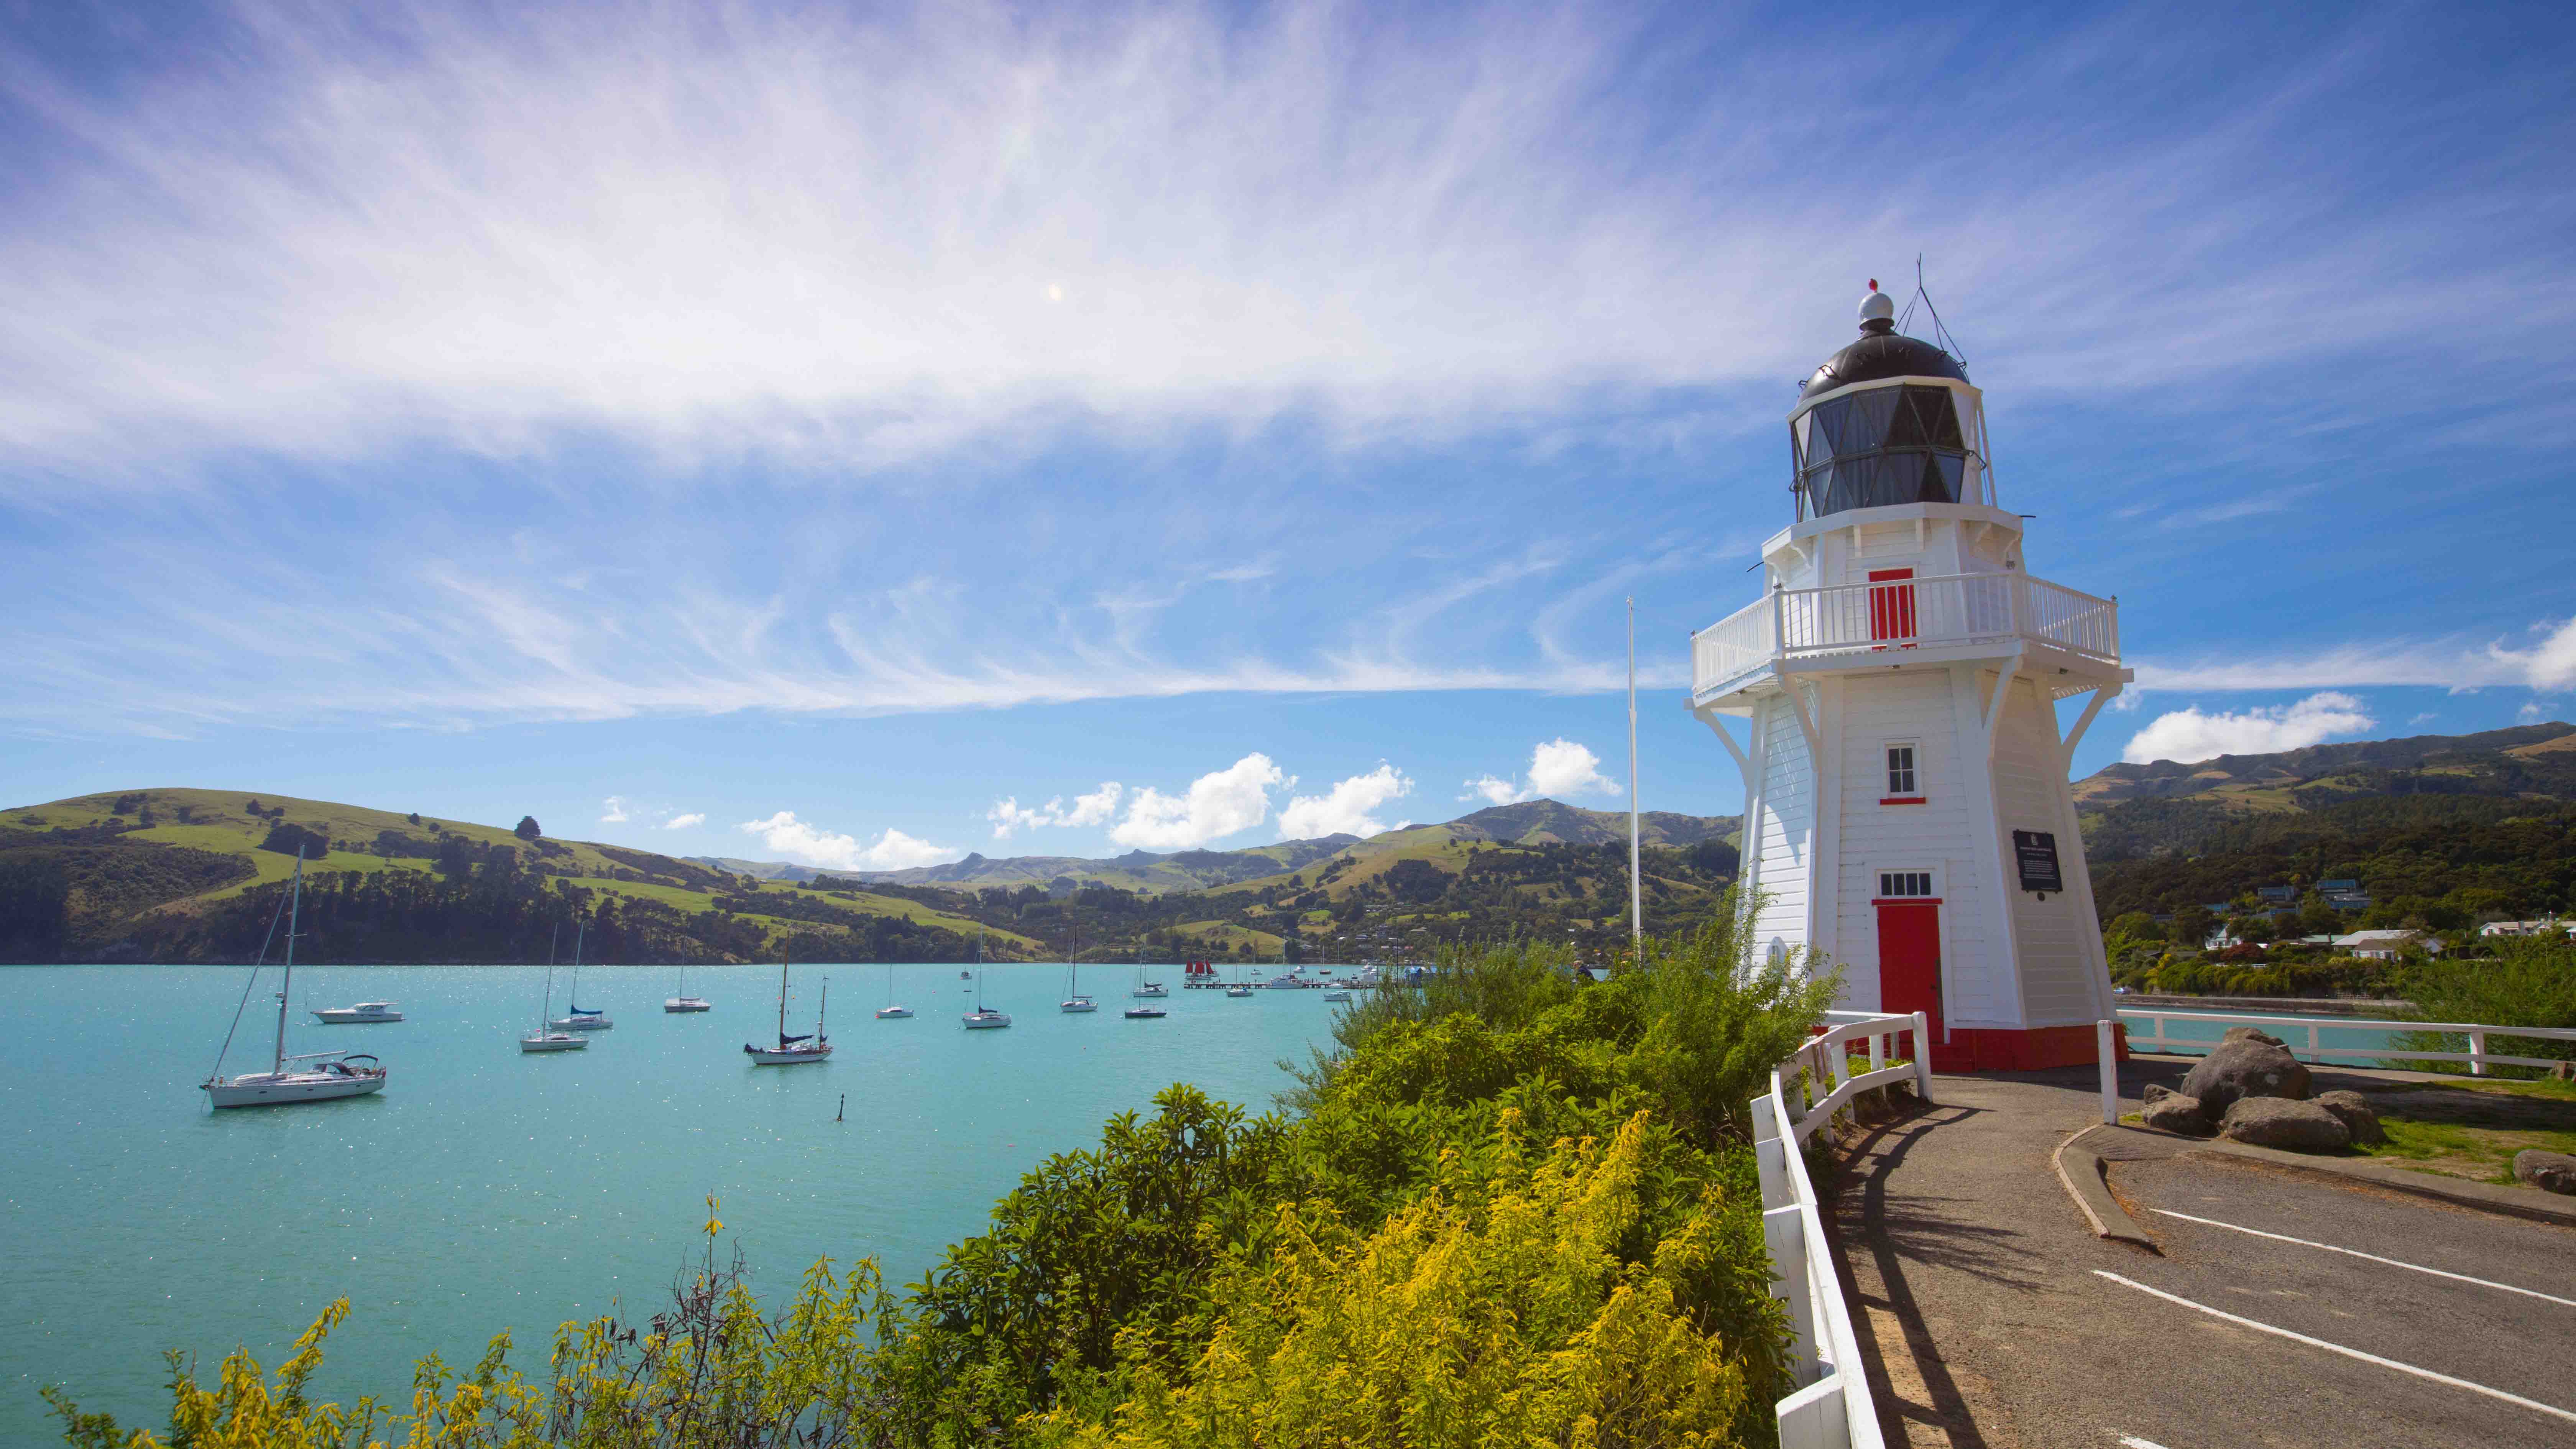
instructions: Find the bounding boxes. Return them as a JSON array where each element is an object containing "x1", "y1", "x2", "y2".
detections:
[
  {"x1": 2256, "y1": 885, "x2": 2297, "y2": 904},
  {"x1": 2333, "y1": 928, "x2": 2439, "y2": 960},
  {"x1": 2317, "y1": 879, "x2": 2359, "y2": 893},
  {"x1": 2480, "y1": 919, "x2": 2564, "y2": 938},
  {"x1": 2324, "y1": 891, "x2": 2373, "y2": 910}
]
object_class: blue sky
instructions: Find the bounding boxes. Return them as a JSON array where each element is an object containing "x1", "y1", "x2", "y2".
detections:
[{"x1": 4, "y1": 0, "x2": 2572, "y2": 871}]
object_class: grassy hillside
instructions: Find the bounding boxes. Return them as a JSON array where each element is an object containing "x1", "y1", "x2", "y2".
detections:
[
  {"x1": 0, "y1": 788, "x2": 1028, "y2": 963},
  {"x1": 1, "y1": 787, "x2": 1745, "y2": 966}
]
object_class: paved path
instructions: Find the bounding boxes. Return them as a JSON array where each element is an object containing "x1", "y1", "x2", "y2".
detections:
[{"x1": 1827, "y1": 1065, "x2": 2576, "y2": 1449}]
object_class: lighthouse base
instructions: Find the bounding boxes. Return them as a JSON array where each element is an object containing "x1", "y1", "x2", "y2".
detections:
[{"x1": 1929, "y1": 1023, "x2": 2126, "y2": 1074}]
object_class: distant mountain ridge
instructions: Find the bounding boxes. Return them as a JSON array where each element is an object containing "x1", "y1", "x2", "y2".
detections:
[
  {"x1": 690, "y1": 800, "x2": 1739, "y2": 894},
  {"x1": 2072, "y1": 722, "x2": 2576, "y2": 807}
]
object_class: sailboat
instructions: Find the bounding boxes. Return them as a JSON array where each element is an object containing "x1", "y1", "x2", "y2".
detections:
[
  {"x1": 744, "y1": 953, "x2": 832, "y2": 1063},
  {"x1": 962, "y1": 964, "x2": 1011, "y2": 1030},
  {"x1": 1130, "y1": 946, "x2": 1167, "y2": 999},
  {"x1": 521, "y1": 927, "x2": 588, "y2": 1053},
  {"x1": 1061, "y1": 934, "x2": 1095, "y2": 1013},
  {"x1": 875, "y1": 961, "x2": 913, "y2": 1019},
  {"x1": 1224, "y1": 958, "x2": 1253, "y2": 998},
  {"x1": 202, "y1": 850, "x2": 389, "y2": 1106},
  {"x1": 548, "y1": 923, "x2": 613, "y2": 1030},
  {"x1": 664, "y1": 959, "x2": 710, "y2": 1013}
]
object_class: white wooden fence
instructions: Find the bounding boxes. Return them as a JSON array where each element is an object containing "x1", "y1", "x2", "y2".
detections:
[
  {"x1": 2114, "y1": 1009, "x2": 2576, "y2": 1076},
  {"x1": 1752, "y1": 1009, "x2": 1935, "y2": 1449}
]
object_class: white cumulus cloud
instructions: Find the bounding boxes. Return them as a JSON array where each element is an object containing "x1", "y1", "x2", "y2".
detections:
[
  {"x1": 2120, "y1": 692, "x2": 2376, "y2": 765},
  {"x1": 1278, "y1": 764, "x2": 1413, "y2": 840},
  {"x1": 1462, "y1": 738, "x2": 1618, "y2": 805},
  {"x1": 664, "y1": 812, "x2": 705, "y2": 830},
  {"x1": 1111, "y1": 754, "x2": 1288, "y2": 849},
  {"x1": 736, "y1": 811, "x2": 962, "y2": 871},
  {"x1": 986, "y1": 782, "x2": 1125, "y2": 840},
  {"x1": 599, "y1": 795, "x2": 631, "y2": 823}
]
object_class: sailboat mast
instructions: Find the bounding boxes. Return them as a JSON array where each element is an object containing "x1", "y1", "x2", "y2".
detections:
[
  {"x1": 777, "y1": 952, "x2": 789, "y2": 1041},
  {"x1": 817, "y1": 977, "x2": 828, "y2": 1038},
  {"x1": 1627, "y1": 595, "x2": 1642, "y2": 957},
  {"x1": 274, "y1": 848, "x2": 305, "y2": 1074}
]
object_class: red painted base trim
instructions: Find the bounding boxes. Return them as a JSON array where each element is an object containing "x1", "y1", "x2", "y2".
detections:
[
  {"x1": 1870, "y1": 896, "x2": 1943, "y2": 905},
  {"x1": 1928, "y1": 1023, "x2": 2127, "y2": 1074},
  {"x1": 1879, "y1": 796, "x2": 1927, "y2": 805}
]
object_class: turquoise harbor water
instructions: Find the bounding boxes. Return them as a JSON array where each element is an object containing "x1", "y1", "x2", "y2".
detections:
[{"x1": 1, "y1": 963, "x2": 1342, "y2": 1440}]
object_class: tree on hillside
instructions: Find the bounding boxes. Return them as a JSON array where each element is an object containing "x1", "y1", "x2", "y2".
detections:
[
  {"x1": 2169, "y1": 903, "x2": 2215, "y2": 951},
  {"x1": 515, "y1": 816, "x2": 542, "y2": 841},
  {"x1": 407, "y1": 812, "x2": 421, "y2": 825}
]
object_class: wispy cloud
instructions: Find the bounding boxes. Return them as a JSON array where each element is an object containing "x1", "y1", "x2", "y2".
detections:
[
  {"x1": 1464, "y1": 738, "x2": 1618, "y2": 805},
  {"x1": 2121, "y1": 692, "x2": 2375, "y2": 764},
  {"x1": 1, "y1": 3, "x2": 2564, "y2": 479},
  {"x1": 664, "y1": 812, "x2": 704, "y2": 830},
  {"x1": 2134, "y1": 617, "x2": 2576, "y2": 695},
  {"x1": 1278, "y1": 764, "x2": 1413, "y2": 840},
  {"x1": 987, "y1": 783, "x2": 1124, "y2": 840},
  {"x1": 737, "y1": 810, "x2": 960, "y2": 871}
]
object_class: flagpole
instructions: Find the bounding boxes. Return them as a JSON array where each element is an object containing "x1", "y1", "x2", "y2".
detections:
[{"x1": 1627, "y1": 596, "x2": 1642, "y2": 958}]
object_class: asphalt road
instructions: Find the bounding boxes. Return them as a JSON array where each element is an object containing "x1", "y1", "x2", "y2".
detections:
[{"x1": 1828, "y1": 1067, "x2": 2576, "y2": 1449}]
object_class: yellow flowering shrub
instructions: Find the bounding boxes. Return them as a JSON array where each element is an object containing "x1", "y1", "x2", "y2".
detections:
[{"x1": 1032, "y1": 1112, "x2": 1750, "y2": 1449}]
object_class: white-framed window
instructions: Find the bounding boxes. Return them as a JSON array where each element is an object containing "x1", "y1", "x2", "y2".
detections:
[
  {"x1": 1885, "y1": 742, "x2": 1919, "y2": 797},
  {"x1": 1878, "y1": 870, "x2": 1935, "y2": 899}
]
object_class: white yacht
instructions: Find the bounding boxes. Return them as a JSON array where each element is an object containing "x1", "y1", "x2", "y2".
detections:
[
  {"x1": 521, "y1": 933, "x2": 589, "y2": 1053},
  {"x1": 548, "y1": 925, "x2": 612, "y2": 1030},
  {"x1": 962, "y1": 967, "x2": 1011, "y2": 1029},
  {"x1": 664, "y1": 961, "x2": 710, "y2": 1013},
  {"x1": 311, "y1": 1001, "x2": 402, "y2": 1024},
  {"x1": 744, "y1": 955, "x2": 832, "y2": 1064},
  {"x1": 1061, "y1": 945, "x2": 1095, "y2": 1013},
  {"x1": 1130, "y1": 951, "x2": 1167, "y2": 999},
  {"x1": 1122, "y1": 1004, "x2": 1166, "y2": 1019},
  {"x1": 203, "y1": 851, "x2": 390, "y2": 1106},
  {"x1": 875, "y1": 961, "x2": 913, "y2": 1019}
]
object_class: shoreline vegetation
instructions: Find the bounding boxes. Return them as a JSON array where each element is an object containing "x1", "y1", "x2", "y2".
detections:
[{"x1": 46, "y1": 903, "x2": 1835, "y2": 1449}]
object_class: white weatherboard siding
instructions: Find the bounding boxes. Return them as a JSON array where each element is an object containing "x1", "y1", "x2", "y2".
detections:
[
  {"x1": 1990, "y1": 675, "x2": 2098, "y2": 1027},
  {"x1": 1832, "y1": 670, "x2": 1999, "y2": 1022},
  {"x1": 1751, "y1": 690, "x2": 1813, "y2": 964}
]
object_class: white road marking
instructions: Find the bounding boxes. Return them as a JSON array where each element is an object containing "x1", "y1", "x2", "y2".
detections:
[
  {"x1": 2150, "y1": 1208, "x2": 2576, "y2": 1308},
  {"x1": 2094, "y1": 1271, "x2": 2576, "y2": 1426},
  {"x1": 2116, "y1": 1436, "x2": 2174, "y2": 1449}
]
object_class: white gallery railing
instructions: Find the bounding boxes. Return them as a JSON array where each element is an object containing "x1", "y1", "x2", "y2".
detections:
[
  {"x1": 1753, "y1": 1009, "x2": 1935, "y2": 1449},
  {"x1": 1693, "y1": 572, "x2": 2119, "y2": 700}
]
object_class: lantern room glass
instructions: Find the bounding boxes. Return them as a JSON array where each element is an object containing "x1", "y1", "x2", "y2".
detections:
[{"x1": 1792, "y1": 383, "x2": 1985, "y2": 519}]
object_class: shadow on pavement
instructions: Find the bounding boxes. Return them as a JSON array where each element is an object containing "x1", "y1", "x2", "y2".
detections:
[{"x1": 1823, "y1": 1099, "x2": 2034, "y2": 1448}]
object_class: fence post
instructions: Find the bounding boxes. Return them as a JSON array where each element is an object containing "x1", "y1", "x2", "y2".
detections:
[
  {"x1": 2097, "y1": 1019, "x2": 2118, "y2": 1125},
  {"x1": 1910, "y1": 1010, "x2": 1936, "y2": 1104},
  {"x1": 2469, "y1": 1030, "x2": 2487, "y2": 1078},
  {"x1": 1763, "y1": 1204, "x2": 1821, "y2": 1386}
]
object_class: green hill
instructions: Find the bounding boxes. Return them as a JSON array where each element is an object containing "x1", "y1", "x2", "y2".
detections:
[{"x1": 0, "y1": 788, "x2": 1027, "y2": 964}]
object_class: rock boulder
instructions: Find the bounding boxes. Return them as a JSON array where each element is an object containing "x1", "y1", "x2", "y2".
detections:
[
  {"x1": 2515, "y1": 1150, "x2": 2576, "y2": 1196},
  {"x1": 2218, "y1": 1096, "x2": 2350, "y2": 1152},
  {"x1": 2141, "y1": 1088, "x2": 2214, "y2": 1137},
  {"x1": 2180, "y1": 1039, "x2": 2311, "y2": 1116},
  {"x1": 2310, "y1": 1089, "x2": 2385, "y2": 1145},
  {"x1": 2223, "y1": 1026, "x2": 2287, "y2": 1047}
]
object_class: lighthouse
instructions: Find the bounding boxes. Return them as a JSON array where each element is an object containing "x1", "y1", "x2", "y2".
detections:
[{"x1": 1689, "y1": 284, "x2": 2131, "y2": 1071}]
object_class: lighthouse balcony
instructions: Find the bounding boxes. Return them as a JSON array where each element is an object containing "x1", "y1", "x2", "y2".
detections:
[{"x1": 1691, "y1": 570, "x2": 2120, "y2": 707}]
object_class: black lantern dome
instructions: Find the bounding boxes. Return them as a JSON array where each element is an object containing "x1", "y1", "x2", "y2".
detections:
[{"x1": 1789, "y1": 285, "x2": 1982, "y2": 519}]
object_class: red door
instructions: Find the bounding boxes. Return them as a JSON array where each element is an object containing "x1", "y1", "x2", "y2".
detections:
[
  {"x1": 1868, "y1": 568, "x2": 1917, "y2": 644},
  {"x1": 1876, "y1": 900, "x2": 1943, "y2": 1045}
]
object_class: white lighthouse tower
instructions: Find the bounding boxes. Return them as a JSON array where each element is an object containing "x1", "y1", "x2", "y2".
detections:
[{"x1": 1690, "y1": 284, "x2": 2131, "y2": 1071}]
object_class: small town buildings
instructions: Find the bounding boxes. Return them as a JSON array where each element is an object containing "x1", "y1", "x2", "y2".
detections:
[
  {"x1": 2333, "y1": 928, "x2": 2439, "y2": 960},
  {"x1": 2480, "y1": 919, "x2": 2565, "y2": 938}
]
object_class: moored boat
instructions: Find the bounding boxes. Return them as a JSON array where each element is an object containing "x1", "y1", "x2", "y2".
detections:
[
  {"x1": 203, "y1": 850, "x2": 390, "y2": 1107},
  {"x1": 745, "y1": 955, "x2": 832, "y2": 1064},
  {"x1": 312, "y1": 1001, "x2": 402, "y2": 1024}
]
